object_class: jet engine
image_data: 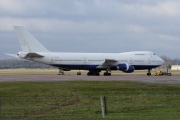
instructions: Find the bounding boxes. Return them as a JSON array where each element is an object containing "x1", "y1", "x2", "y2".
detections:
[{"x1": 118, "y1": 63, "x2": 135, "y2": 73}]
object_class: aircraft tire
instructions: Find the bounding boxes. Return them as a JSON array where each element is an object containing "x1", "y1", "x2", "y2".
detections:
[
  {"x1": 147, "y1": 73, "x2": 151, "y2": 76},
  {"x1": 87, "y1": 72, "x2": 92, "y2": 76},
  {"x1": 104, "y1": 72, "x2": 111, "y2": 76},
  {"x1": 96, "y1": 72, "x2": 100, "y2": 76},
  {"x1": 87, "y1": 71, "x2": 100, "y2": 76},
  {"x1": 77, "y1": 72, "x2": 81, "y2": 75}
]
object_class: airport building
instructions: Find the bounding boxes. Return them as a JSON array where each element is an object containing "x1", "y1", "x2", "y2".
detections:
[{"x1": 171, "y1": 65, "x2": 180, "y2": 70}]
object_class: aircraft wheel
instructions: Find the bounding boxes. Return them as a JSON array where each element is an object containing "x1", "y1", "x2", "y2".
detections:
[
  {"x1": 96, "y1": 72, "x2": 100, "y2": 76},
  {"x1": 77, "y1": 72, "x2": 81, "y2": 75},
  {"x1": 88, "y1": 71, "x2": 100, "y2": 76},
  {"x1": 104, "y1": 72, "x2": 111, "y2": 76},
  {"x1": 147, "y1": 73, "x2": 151, "y2": 76},
  {"x1": 87, "y1": 72, "x2": 92, "y2": 76},
  {"x1": 147, "y1": 69, "x2": 152, "y2": 76}
]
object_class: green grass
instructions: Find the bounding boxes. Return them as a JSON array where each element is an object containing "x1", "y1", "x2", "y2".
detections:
[{"x1": 1, "y1": 81, "x2": 180, "y2": 119}]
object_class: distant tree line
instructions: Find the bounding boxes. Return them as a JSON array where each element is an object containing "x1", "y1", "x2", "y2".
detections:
[
  {"x1": 160, "y1": 56, "x2": 180, "y2": 67},
  {"x1": 0, "y1": 56, "x2": 180, "y2": 69},
  {"x1": 0, "y1": 59, "x2": 54, "y2": 69}
]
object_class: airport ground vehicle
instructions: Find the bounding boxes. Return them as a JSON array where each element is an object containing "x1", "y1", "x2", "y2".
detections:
[{"x1": 154, "y1": 71, "x2": 172, "y2": 76}]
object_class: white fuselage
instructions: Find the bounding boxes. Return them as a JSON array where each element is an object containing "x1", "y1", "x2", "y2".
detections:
[{"x1": 23, "y1": 51, "x2": 164, "y2": 71}]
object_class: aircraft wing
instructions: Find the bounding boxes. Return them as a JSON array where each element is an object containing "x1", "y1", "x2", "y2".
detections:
[{"x1": 97, "y1": 59, "x2": 118, "y2": 68}]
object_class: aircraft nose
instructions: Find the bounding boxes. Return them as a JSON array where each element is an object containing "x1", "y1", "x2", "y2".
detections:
[{"x1": 159, "y1": 57, "x2": 164, "y2": 64}]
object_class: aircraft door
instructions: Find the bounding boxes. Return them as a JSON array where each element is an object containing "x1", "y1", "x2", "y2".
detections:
[
  {"x1": 130, "y1": 58, "x2": 133, "y2": 64},
  {"x1": 83, "y1": 57, "x2": 87, "y2": 64},
  {"x1": 148, "y1": 58, "x2": 151, "y2": 64},
  {"x1": 50, "y1": 57, "x2": 54, "y2": 64}
]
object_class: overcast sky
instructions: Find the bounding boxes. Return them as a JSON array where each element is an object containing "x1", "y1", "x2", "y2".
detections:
[{"x1": 1, "y1": 0, "x2": 180, "y2": 59}]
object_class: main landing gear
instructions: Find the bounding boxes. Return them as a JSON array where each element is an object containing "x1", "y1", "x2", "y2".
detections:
[
  {"x1": 103, "y1": 68, "x2": 111, "y2": 76},
  {"x1": 87, "y1": 69, "x2": 112, "y2": 76},
  {"x1": 147, "y1": 69, "x2": 152, "y2": 76},
  {"x1": 87, "y1": 70, "x2": 100, "y2": 76},
  {"x1": 77, "y1": 70, "x2": 81, "y2": 75}
]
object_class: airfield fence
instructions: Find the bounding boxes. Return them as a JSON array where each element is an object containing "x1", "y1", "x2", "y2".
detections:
[{"x1": 1, "y1": 95, "x2": 180, "y2": 119}]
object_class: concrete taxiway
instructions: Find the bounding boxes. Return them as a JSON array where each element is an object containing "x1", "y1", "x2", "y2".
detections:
[{"x1": 0, "y1": 74, "x2": 180, "y2": 84}]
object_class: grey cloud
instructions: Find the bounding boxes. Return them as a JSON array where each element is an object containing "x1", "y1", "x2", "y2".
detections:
[{"x1": 1, "y1": 0, "x2": 180, "y2": 59}]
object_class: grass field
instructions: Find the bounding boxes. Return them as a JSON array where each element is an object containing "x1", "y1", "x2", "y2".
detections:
[
  {"x1": 1, "y1": 69, "x2": 180, "y2": 119},
  {"x1": 1, "y1": 80, "x2": 180, "y2": 119}
]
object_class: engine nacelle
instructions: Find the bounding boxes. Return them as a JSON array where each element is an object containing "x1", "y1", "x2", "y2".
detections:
[
  {"x1": 118, "y1": 64, "x2": 135, "y2": 73},
  {"x1": 17, "y1": 51, "x2": 27, "y2": 59}
]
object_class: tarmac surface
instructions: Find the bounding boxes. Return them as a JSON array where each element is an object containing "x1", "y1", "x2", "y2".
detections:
[{"x1": 1, "y1": 74, "x2": 180, "y2": 84}]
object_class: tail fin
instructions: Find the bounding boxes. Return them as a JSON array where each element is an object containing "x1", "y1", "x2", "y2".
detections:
[{"x1": 14, "y1": 26, "x2": 49, "y2": 52}]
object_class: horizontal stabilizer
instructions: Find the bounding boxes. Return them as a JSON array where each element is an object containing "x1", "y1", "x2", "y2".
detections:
[
  {"x1": 4, "y1": 53, "x2": 18, "y2": 58},
  {"x1": 5, "y1": 52, "x2": 44, "y2": 59}
]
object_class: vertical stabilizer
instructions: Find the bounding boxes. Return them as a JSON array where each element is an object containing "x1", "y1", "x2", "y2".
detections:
[{"x1": 14, "y1": 26, "x2": 49, "y2": 52}]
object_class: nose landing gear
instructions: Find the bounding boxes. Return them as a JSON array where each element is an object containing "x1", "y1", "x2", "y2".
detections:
[
  {"x1": 58, "y1": 69, "x2": 64, "y2": 75},
  {"x1": 147, "y1": 69, "x2": 152, "y2": 76}
]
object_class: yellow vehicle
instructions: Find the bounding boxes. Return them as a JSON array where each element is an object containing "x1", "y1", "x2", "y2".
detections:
[{"x1": 154, "y1": 71, "x2": 172, "y2": 76}]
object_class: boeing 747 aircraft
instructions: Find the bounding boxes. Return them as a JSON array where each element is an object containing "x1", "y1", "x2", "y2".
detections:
[{"x1": 5, "y1": 26, "x2": 164, "y2": 76}]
